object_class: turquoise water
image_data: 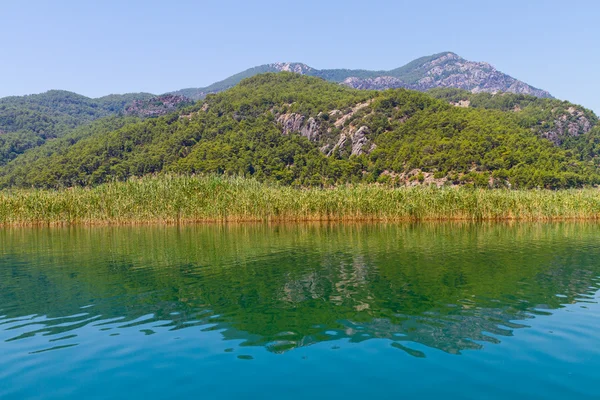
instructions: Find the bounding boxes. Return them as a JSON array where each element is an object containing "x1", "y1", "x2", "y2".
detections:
[{"x1": 1, "y1": 223, "x2": 599, "y2": 399}]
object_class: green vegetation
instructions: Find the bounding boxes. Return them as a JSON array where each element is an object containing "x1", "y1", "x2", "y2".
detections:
[
  {"x1": 429, "y1": 88, "x2": 600, "y2": 165},
  {"x1": 173, "y1": 64, "x2": 289, "y2": 99},
  {"x1": 429, "y1": 88, "x2": 598, "y2": 138},
  {"x1": 0, "y1": 90, "x2": 155, "y2": 164},
  {"x1": 309, "y1": 53, "x2": 455, "y2": 84},
  {"x1": 1, "y1": 73, "x2": 598, "y2": 190},
  {"x1": 1, "y1": 174, "x2": 600, "y2": 226}
]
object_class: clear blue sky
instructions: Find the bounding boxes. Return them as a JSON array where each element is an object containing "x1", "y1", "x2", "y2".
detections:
[{"x1": 2, "y1": 0, "x2": 598, "y2": 112}]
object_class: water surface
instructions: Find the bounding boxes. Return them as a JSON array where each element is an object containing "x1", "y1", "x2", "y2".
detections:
[{"x1": 1, "y1": 223, "x2": 599, "y2": 399}]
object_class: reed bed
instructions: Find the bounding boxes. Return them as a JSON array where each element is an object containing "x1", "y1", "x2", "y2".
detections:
[{"x1": 1, "y1": 175, "x2": 600, "y2": 226}]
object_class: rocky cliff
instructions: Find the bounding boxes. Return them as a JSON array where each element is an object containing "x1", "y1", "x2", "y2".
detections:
[
  {"x1": 274, "y1": 99, "x2": 377, "y2": 157},
  {"x1": 338, "y1": 53, "x2": 552, "y2": 98}
]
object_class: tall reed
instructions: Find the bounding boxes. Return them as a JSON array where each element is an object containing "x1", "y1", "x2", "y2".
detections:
[{"x1": 1, "y1": 175, "x2": 599, "y2": 226}]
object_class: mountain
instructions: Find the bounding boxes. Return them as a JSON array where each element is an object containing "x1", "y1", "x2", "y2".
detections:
[
  {"x1": 171, "y1": 52, "x2": 552, "y2": 100},
  {"x1": 0, "y1": 90, "x2": 192, "y2": 165},
  {"x1": 0, "y1": 52, "x2": 560, "y2": 166},
  {"x1": 1, "y1": 73, "x2": 597, "y2": 190}
]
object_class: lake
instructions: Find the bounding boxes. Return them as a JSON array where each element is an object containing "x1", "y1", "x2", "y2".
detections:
[{"x1": 1, "y1": 223, "x2": 599, "y2": 399}]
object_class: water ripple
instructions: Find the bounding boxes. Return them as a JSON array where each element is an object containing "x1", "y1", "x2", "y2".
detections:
[{"x1": 0, "y1": 223, "x2": 599, "y2": 398}]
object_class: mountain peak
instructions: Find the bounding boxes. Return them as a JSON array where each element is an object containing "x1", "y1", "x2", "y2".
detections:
[
  {"x1": 351, "y1": 52, "x2": 553, "y2": 98},
  {"x1": 432, "y1": 51, "x2": 462, "y2": 59},
  {"x1": 170, "y1": 53, "x2": 552, "y2": 100}
]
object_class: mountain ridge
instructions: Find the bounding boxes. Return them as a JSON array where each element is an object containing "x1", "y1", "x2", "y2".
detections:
[{"x1": 171, "y1": 52, "x2": 552, "y2": 100}]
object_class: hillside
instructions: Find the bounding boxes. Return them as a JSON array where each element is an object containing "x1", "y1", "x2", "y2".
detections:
[
  {"x1": 172, "y1": 52, "x2": 552, "y2": 100},
  {"x1": 0, "y1": 91, "x2": 191, "y2": 165},
  {"x1": 1, "y1": 73, "x2": 598, "y2": 190},
  {"x1": 428, "y1": 88, "x2": 599, "y2": 144},
  {"x1": 0, "y1": 52, "x2": 559, "y2": 165}
]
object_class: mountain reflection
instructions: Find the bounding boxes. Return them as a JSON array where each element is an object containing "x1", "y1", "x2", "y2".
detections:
[{"x1": 0, "y1": 223, "x2": 599, "y2": 357}]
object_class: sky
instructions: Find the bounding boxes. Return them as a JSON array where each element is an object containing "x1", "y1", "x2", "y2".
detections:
[{"x1": 1, "y1": 0, "x2": 599, "y2": 112}]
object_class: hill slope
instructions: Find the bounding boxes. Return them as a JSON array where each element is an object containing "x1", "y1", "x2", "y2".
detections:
[
  {"x1": 1, "y1": 73, "x2": 597, "y2": 189},
  {"x1": 428, "y1": 88, "x2": 598, "y2": 144},
  {"x1": 0, "y1": 52, "x2": 558, "y2": 164},
  {"x1": 0, "y1": 91, "x2": 193, "y2": 165},
  {"x1": 172, "y1": 52, "x2": 552, "y2": 100}
]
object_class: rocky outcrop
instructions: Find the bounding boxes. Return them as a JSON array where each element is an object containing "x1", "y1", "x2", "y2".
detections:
[
  {"x1": 330, "y1": 126, "x2": 371, "y2": 156},
  {"x1": 277, "y1": 114, "x2": 321, "y2": 141},
  {"x1": 276, "y1": 99, "x2": 376, "y2": 156},
  {"x1": 350, "y1": 126, "x2": 371, "y2": 155},
  {"x1": 342, "y1": 76, "x2": 405, "y2": 90},
  {"x1": 452, "y1": 100, "x2": 471, "y2": 108},
  {"x1": 340, "y1": 52, "x2": 553, "y2": 98},
  {"x1": 269, "y1": 63, "x2": 313, "y2": 75},
  {"x1": 542, "y1": 107, "x2": 594, "y2": 144}
]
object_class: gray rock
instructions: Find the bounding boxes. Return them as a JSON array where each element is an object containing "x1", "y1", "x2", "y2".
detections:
[
  {"x1": 329, "y1": 126, "x2": 371, "y2": 156},
  {"x1": 340, "y1": 52, "x2": 552, "y2": 98},
  {"x1": 277, "y1": 113, "x2": 321, "y2": 141},
  {"x1": 351, "y1": 126, "x2": 370, "y2": 155}
]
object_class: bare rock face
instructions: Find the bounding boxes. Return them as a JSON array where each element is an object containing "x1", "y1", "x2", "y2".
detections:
[
  {"x1": 277, "y1": 113, "x2": 321, "y2": 141},
  {"x1": 351, "y1": 126, "x2": 370, "y2": 155},
  {"x1": 269, "y1": 63, "x2": 313, "y2": 75},
  {"x1": 276, "y1": 99, "x2": 376, "y2": 157},
  {"x1": 330, "y1": 126, "x2": 371, "y2": 156},
  {"x1": 278, "y1": 113, "x2": 305, "y2": 134},
  {"x1": 342, "y1": 76, "x2": 405, "y2": 90},
  {"x1": 340, "y1": 52, "x2": 552, "y2": 98},
  {"x1": 452, "y1": 100, "x2": 471, "y2": 108},
  {"x1": 301, "y1": 117, "x2": 320, "y2": 141}
]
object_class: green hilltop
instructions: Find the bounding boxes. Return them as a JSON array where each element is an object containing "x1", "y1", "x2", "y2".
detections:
[{"x1": 0, "y1": 90, "x2": 194, "y2": 166}]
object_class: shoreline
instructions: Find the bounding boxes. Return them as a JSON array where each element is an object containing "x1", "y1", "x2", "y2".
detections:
[
  {"x1": 2, "y1": 175, "x2": 600, "y2": 226},
  {"x1": 2, "y1": 215, "x2": 600, "y2": 228}
]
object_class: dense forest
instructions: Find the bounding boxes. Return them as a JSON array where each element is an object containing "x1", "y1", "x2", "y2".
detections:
[
  {"x1": 0, "y1": 90, "x2": 191, "y2": 165},
  {"x1": 1, "y1": 73, "x2": 599, "y2": 189}
]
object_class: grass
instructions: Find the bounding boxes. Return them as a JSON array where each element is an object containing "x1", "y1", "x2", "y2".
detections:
[{"x1": 1, "y1": 175, "x2": 600, "y2": 226}]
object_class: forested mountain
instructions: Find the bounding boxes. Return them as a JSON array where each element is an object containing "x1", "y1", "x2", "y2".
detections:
[
  {"x1": 171, "y1": 52, "x2": 552, "y2": 100},
  {"x1": 1, "y1": 73, "x2": 598, "y2": 189},
  {"x1": 0, "y1": 91, "x2": 190, "y2": 165},
  {"x1": 0, "y1": 52, "x2": 557, "y2": 166}
]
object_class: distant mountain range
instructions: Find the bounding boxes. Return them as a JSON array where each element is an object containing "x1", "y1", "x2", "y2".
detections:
[{"x1": 171, "y1": 52, "x2": 552, "y2": 100}]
